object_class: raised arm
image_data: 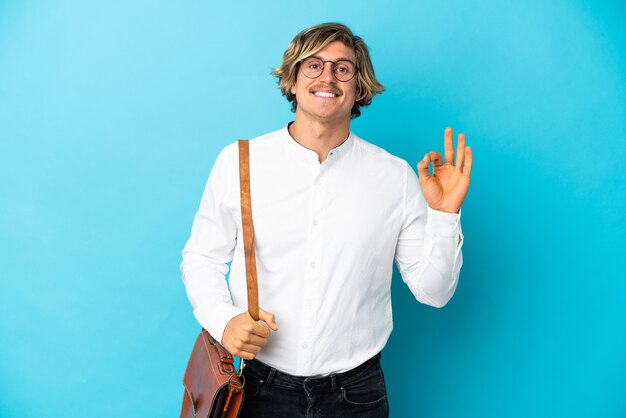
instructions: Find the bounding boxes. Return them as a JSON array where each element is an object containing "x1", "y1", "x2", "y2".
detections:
[{"x1": 394, "y1": 128, "x2": 472, "y2": 307}]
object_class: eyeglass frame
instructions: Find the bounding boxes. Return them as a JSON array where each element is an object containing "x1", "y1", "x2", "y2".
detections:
[{"x1": 297, "y1": 56, "x2": 359, "y2": 82}]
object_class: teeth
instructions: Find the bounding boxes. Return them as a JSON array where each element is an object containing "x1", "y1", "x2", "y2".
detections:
[{"x1": 314, "y1": 91, "x2": 337, "y2": 98}]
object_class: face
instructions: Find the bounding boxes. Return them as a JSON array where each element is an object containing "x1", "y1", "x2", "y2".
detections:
[{"x1": 290, "y1": 41, "x2": 358, "y2": 124}]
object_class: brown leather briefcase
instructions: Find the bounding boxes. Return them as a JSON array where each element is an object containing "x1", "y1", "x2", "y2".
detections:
[
  {"x1": 180, "y1": 329, "x2": 244, "y2": 418},
  {"x1": 180, "y1": 140, "x2": 260, "y2": 418}
]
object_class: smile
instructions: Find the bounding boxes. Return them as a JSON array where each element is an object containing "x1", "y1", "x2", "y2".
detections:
[{"x1": 312, "y1": 91, "x2": 338, "y2": 98}]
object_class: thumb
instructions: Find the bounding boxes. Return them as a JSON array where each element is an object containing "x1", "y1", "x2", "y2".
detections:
[{"x1": 258, "y1": 308, "x2": 279, "y2": 331}]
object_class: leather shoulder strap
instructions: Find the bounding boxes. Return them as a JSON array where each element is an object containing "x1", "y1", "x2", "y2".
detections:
[{"x1": 237, "y1": 140, "x2": 260, "y2": 321}]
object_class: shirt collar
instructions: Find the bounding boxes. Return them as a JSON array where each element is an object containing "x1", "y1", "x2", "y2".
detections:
[{"x1": 280, "y1": 122, "x2": 354, "y2": 162}]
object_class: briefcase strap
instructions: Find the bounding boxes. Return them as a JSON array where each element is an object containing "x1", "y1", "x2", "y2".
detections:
[{"x1": 238, "y1": 139, "x2": 260, "y2": 322}]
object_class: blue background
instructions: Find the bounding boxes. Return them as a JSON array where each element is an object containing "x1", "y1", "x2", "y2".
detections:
[{"x1": 1, "y1": 1, "x2": 625, "y2": 417}]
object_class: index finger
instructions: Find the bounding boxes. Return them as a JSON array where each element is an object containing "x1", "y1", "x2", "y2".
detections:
[
  {"x1": 251, "y1": 321, "x2": 271, "y2": 338},
  {"x1": 444, "y1": 127, "x2": 454, "y2": 165}
]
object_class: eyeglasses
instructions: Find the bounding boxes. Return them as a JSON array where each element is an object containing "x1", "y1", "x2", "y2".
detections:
[{"x1": 298, "y1": 56, "x2": 357, "y2": 82}]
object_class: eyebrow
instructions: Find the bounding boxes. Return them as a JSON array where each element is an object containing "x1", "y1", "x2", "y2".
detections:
[{"x1": 308, "y1": 55, "x2": 356, "y2": 64}]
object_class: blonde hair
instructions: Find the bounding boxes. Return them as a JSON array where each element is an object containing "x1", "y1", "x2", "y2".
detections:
[{"x1": 272, "y1": 22, "x2": 384, "y2": 118}]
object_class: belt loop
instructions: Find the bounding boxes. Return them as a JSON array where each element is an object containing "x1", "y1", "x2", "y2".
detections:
[
  {"x1": 266, "y1": 368, "x2": 277, "y2": 388},
  {"x1": 330, "y1": 374, "x2": 338, "y2": 395}
]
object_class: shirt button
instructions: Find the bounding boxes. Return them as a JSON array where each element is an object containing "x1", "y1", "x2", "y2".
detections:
[
  {"x1": 313, "y1": 219, "x2": 318, "y2": 226},
  {"x1": 310, "y1": 261, "x2": 316, "y2": 268},
  {"x1": 302, "y1": 344, "x2": 308, "y2": 349},
  {"x1": 315, "y1": 179, "x2": 321, "y2": 186}
]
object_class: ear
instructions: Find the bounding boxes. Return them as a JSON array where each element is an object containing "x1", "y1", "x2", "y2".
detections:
[
  {"x1": 290, "y1": 83, "x2": 296, "y2": 96},
  {"x1": 355, "y1": 84, "x2": 364, "y2": 102}
]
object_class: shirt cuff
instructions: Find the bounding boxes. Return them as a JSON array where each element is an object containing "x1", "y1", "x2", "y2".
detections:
[
  {"x1": 193, "y1": 303, "x2": 245, "y2": 344},
  {"x1": 425, "y1": 205, "x2": 462, "y2": 237}
]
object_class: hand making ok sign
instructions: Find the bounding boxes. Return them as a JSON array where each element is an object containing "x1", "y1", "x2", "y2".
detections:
[{"x1": 416, "y1": 127, "x2": 473, "y2": 214}]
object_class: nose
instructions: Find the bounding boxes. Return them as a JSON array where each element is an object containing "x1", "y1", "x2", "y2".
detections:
[{"x1": 319, "y1": 63, "x2": 336, "y2": 83}]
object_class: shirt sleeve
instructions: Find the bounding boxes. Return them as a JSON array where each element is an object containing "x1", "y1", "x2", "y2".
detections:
[
  {"x1": 180, "y1": 146, "x2": 244, "y2": 342},
  {"x1": 393, "y1": 161, "x2": 464, "y2": 308}
]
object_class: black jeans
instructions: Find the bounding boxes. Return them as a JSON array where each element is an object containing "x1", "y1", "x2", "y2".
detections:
[{"x1": 239, "y1": 353, "x2": 388, "y2": 418}]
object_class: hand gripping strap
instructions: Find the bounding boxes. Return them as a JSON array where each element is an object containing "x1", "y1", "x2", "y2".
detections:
[{"x1": 238, "y1": 140, "x2": 260, "y2": 321}]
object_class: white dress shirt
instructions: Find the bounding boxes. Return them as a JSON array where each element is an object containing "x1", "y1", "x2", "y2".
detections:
[{"x1": 180, "y1": 123, "x2": 464, "y2": 376}]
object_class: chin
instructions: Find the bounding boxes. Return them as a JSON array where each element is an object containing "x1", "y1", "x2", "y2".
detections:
[{"x1": 314, "y1": 106, "x2": 351, "y2": 120}]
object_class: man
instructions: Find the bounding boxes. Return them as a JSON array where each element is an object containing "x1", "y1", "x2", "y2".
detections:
[{"x1": 181, "y1": 22, "x2": 472, "y2": 417}]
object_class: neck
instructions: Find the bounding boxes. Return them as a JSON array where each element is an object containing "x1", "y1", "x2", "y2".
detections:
[{"x1": 288, "y1": 113, "x2": 350, "y2": 163}]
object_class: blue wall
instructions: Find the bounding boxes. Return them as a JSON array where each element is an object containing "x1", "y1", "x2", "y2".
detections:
[{"x1": 1, "y1": 1, "x2": 624, "y2": 417}]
